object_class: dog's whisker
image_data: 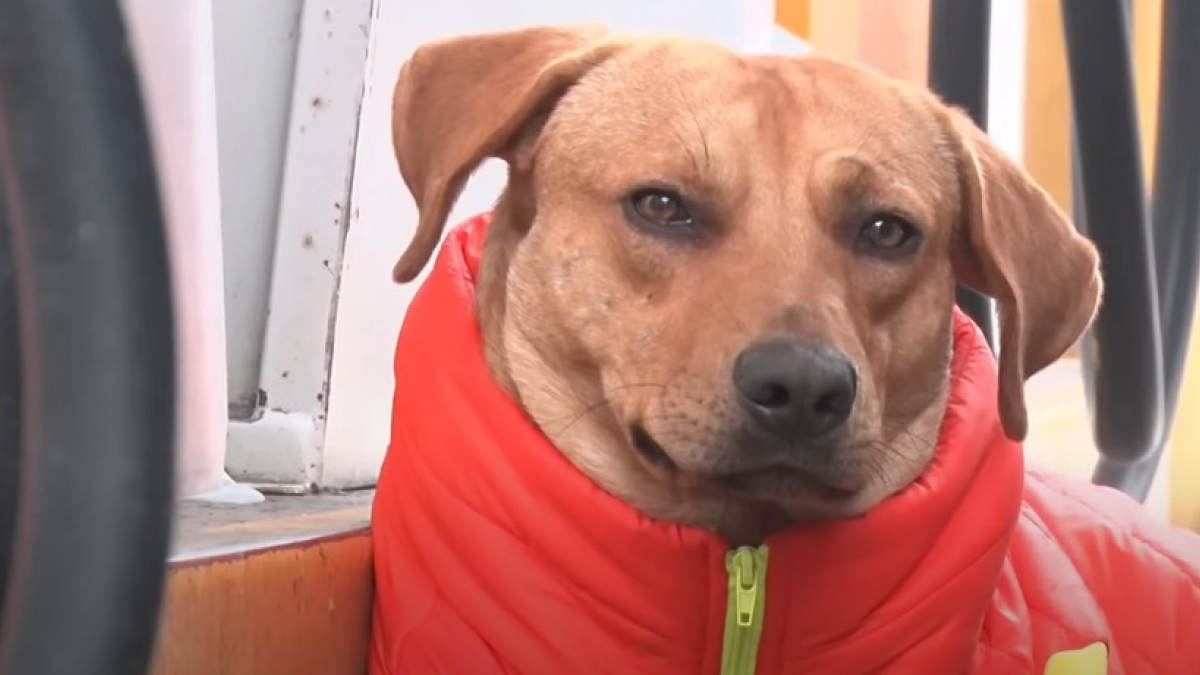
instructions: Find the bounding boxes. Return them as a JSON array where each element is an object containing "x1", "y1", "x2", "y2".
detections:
[{"x1": 546, "y1": 381, "x2": 675, "y2": 439}]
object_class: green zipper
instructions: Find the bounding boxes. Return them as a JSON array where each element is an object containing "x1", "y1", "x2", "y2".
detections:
[{"x1": 720, "y1": 545, "x2": 769, "y2": 675}]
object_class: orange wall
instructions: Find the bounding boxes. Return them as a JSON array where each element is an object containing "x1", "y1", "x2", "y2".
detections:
[
  {"x1": 803, "y1": 0, "x2": 930, "y2": 84},
  {"x1": 1023, "y1": 0, "x2": 1072, "y2": 212}
]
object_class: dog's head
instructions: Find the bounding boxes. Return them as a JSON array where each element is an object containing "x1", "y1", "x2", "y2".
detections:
[{"x1": 390, "y1": 27, "x2": 1101, "y2": 539}]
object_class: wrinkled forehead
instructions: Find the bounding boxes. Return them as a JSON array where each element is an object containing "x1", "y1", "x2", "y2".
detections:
[{"x1": 540, "y1": 42, "x2": 957, "y2": 208}]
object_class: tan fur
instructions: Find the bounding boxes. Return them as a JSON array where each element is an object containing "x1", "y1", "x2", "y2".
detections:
[{"x1": 389, "y1": 26, "x2": 1102, "y2": 544}]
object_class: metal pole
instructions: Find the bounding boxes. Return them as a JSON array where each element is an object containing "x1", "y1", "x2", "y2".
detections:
[
  {"x1": 0, "y1": 185, "x2": 18, "y2": 614},
  {"x1": 1092, "y1": 0, "x2": 1200, "y2": 500},
  {"x1": 928, "y1": 0, "x2": 998, "y2": 350},
  {"x1": 1060, "y1": 0, "x2": 1165, "y2": 488}
]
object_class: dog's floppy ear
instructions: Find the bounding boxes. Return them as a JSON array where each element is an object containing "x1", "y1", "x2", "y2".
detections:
[
  {"x1": 390, "y1": 25, "x2": 618, "y2": 282},
  {"x1": 943, "y1": 106, "x2": 1102, "y2": 441}
]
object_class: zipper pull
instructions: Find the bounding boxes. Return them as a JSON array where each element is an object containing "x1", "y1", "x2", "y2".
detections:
[{"x1": 732, "y1": 547, "x2": 760, "y2": 627}]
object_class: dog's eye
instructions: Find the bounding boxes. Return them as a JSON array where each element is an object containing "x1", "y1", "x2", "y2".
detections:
[
  {"x1": 629, "y1": 190, "x2": 693, "y2": 227},
  {"x1": 857, "y1": 214, "x2": 920, "y2": 255}
]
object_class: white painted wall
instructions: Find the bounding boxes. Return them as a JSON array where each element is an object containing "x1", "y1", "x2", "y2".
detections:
[
  {"x1": 212, "y1": 0, "x2": 306, "y2": 417},
  {"x1": 224, "y1": 0, "x2": 375, "y2": 491}
]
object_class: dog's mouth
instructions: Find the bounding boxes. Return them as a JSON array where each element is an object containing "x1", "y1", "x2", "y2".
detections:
[
  {"x1": 629, "y1": 423, "x2": 861, "y2": 503},
  {"x1": 714, "y1": 466, "x2": 861, "y2": 503},
  {"x1": 630, "y1": 423, "x2": 677, "y2": 470}
]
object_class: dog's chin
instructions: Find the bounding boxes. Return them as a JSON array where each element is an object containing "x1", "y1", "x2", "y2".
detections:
[{"x1": 628, "y1": 423, "x2": 881, "y2": 520}]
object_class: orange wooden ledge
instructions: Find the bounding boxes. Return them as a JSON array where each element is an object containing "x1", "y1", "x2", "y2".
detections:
[
  {"x1": 151, "y1": 490, "x2": 374, "y2": 675},
  {"x1": 150, "y1": 529, "x2": 372, "y2": 675}
]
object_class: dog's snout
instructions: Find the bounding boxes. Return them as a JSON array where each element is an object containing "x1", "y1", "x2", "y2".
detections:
[{"x1": 732, "y1": 340, "x2": 857, "y2": 438}]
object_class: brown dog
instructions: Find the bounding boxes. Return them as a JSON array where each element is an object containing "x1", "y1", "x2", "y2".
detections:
[{"x1": 387, "y1": 25, "x2": 1101, "y2": 546}]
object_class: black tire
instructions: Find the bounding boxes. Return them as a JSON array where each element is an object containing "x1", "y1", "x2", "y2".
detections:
[{"x1": 0, "y1": 2, "x2": 178, "y2": 674}]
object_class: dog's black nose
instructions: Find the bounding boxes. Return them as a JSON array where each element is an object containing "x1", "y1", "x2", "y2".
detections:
[{"x1": 732, "y1": 339, "x2": 857, "y2": 438}]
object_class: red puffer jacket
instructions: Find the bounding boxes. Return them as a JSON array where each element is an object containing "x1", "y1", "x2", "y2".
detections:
[{"x1": 370, "y1": 214, "x2": 1200, "y2": 675}]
